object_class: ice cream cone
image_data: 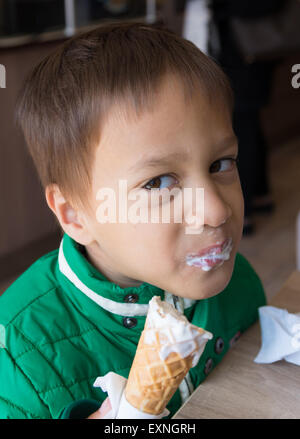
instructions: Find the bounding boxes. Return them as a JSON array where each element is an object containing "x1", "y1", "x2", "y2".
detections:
[{"x1": 125, "y1": 296, "x2": 212, "y2": 415}]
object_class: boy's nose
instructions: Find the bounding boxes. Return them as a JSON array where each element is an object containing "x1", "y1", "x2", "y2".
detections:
[
  {"x1": 181, "y1": 179, "x2": 232, "y2": 232},
  {"x1": 202, "y1": 182, "x2": 232, "y2": 228}
]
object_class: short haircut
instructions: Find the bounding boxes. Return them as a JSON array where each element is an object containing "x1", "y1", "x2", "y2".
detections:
[{"x1": 15, "y1": 21, "x2": 234, "y2": 212}]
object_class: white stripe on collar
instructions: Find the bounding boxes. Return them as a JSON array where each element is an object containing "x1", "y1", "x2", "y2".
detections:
[{"x1": 58, "y1": 238, "x2": 196, "y2": 317}]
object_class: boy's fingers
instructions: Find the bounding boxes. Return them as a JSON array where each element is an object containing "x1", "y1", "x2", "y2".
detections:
[
  {"x1": 87, "y1": 397, "x2": 112, "y2": 419},
  {"x1": 99, "y1": 397, "x2": 112, "y2": 416}
]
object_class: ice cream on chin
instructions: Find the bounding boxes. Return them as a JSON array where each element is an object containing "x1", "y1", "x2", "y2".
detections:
[{"x1": 124, "y1": 296, "x2": 213, "y2": 415}]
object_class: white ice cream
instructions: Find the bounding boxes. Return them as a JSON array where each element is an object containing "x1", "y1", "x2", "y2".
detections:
[
  {"x1": 144, "y1": 296, "x2": 213, "y2": 367},
  {"x1": 185, "y1": 237, "x2": 233, "y2": 271}
]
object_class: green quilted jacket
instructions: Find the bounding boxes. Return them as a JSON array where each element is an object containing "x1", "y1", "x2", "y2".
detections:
[{"x1": 0, "y1": 233, "x2": 266, "y2": 419}]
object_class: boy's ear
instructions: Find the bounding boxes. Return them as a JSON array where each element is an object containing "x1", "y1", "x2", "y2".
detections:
[{"x1": 45, "y1": 184, "x2": 93, "y2": 245}]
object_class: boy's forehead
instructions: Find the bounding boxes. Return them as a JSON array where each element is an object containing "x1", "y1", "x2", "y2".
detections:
[
  {"x1": 98, "y1": 77, "x2": 212, "y2": 147},
  {"x1": 95, "y1": 99, "x2": 187, "y2": 166},
  {"x1": 92, "y1": 75, "x2": 232, "y2": 177},
  {"x1": 110, "y1": 74, "x2": 190, "y2": 123}
]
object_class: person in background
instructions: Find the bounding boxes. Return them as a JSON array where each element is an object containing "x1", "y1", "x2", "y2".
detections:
[{"x1": 208, "y1": 0, "x2": 284, "y2": 235}]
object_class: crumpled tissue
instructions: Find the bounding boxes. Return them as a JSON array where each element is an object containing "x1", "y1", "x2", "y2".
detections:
[
  {"x1": 254, "y1": 306, "x2": 300, "y2": 365},
  {"x1": 93, "y1": 371, "x2": 170, "y2": 419}
]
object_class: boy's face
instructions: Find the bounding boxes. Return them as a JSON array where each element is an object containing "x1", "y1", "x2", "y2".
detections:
[{"x1": 79, "y1": 75, "x2": 244, "y2": 300}]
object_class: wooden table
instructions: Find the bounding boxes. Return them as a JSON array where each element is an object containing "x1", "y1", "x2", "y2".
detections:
[{"x1": 173, "y1": 270, "x2": 300, "y2": 419}]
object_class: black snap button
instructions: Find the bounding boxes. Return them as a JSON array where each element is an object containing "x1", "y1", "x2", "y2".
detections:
[
  {"x1": 124, "y1": 294, "x2": 138, "y2": 303},
  {"x1": 214, "y1": 337, "x2": 224, "y2": 354},
  {"x1": 204, "y1": 357, "x2": 213, "y2": 375},
  {"x1": 123, "y1": 317, "x2": 137, "y2": 329}
]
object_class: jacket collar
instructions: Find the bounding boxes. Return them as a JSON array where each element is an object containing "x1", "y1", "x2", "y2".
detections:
[{"x1": 58, "y1": 233, "x2": 196, "y2": 317}]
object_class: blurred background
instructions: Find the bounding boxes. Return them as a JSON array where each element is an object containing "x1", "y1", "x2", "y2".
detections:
[{"x1": 0, "y1": 0, "x2": 299, "y2": 301}]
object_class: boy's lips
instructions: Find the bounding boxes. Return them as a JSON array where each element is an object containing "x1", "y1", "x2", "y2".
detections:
[
  {"x1": 188, "y1": 239, "x2": 228, "y2": 258},
  {"x1": 185, "y1": 238, "x2": 233, "y2": 270},
  {"x1": 187, "y1": 238, "x2": 230, "y2": 258}
]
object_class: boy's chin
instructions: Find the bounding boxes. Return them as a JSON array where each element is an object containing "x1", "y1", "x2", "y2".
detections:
[{"x1": 171, "y1": 261, "x2": 234, "y2": 301}]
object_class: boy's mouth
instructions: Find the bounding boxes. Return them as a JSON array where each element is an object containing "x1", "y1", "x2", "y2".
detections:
[{"x1": 185, "y1": 237, "x2": 233, "y2": 271}]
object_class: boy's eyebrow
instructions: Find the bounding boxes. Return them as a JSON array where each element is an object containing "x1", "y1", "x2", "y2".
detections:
[
  {"x1": 129, "y1": 151, "x2": 188, "y2": 173},
  {"x1": 129, "y1": 135, "x2": 238, "y2": 173}
]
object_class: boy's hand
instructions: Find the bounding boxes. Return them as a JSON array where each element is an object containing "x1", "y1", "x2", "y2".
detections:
[{"x1": 87, "y1": 397, "x2": 112, "y2": 419}]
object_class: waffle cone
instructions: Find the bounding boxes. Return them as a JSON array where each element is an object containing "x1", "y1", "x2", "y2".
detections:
[{"x1": 125, "y1": 296, "x2": 212, "y2": 415}]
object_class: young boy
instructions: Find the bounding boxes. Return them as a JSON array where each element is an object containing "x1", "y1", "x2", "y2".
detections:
[{"x1": 0, "y1": 22, "x2": 266, "y2": 419}]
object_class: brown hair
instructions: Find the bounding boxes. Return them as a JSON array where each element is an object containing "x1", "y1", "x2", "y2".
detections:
[{"x1": 15, "y1": 21, "x2": 234, "y2": 212}]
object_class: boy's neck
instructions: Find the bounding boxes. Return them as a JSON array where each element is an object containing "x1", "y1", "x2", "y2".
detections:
[{"x1": 83, "y1": 243, "x2": 144, "y2": 289}]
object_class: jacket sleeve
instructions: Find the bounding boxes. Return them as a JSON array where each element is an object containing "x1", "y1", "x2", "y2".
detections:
[
  {"x1": 0, "y1": 338, "x2": 102, "y2": 419},
  {"x1": 58, "y1": 399, "x2": 101, "y2": 419},
  {"x1": 0, "y1": 346, "x2": 51, "y2": 419}
]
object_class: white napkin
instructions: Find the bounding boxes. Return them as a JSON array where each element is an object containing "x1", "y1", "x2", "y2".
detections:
[
  {"x1": 254, "y1": 306, "x2": 300, "y2": 365},
  {"x1": 93, "y1": 371, "x2": 170, "y2": 419}
]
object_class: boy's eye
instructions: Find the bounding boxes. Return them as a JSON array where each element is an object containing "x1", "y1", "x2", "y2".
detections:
[
  {"x1": 143, "y1": 174, "x2": 178, "y2": 190},
  {"x1": 210, "y1": 158, "x2": 238, "y2": 174}
]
